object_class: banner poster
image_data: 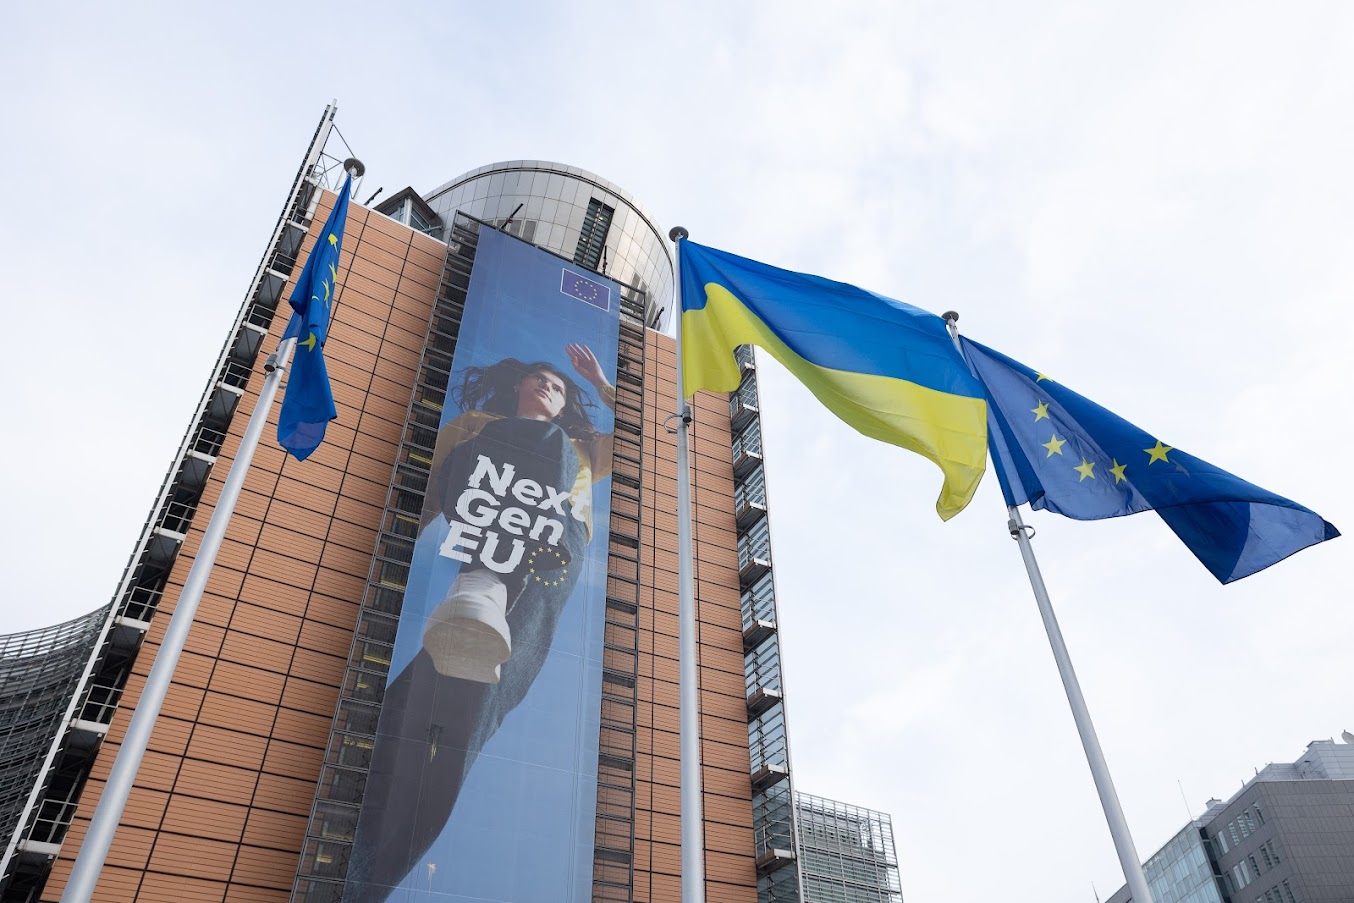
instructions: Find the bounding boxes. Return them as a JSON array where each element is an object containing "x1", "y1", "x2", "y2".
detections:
[{"x1": 346, "y1": 228, "x2": 622, "y2": 902}]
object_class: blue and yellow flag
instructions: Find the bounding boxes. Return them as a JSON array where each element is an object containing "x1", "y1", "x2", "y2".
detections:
[
  {"x1": 278, "y1": 175, "x2": 351, "y2": 461},
  {"x1": 961, "y1": 337, "x2": 1338, "y2": 583},
  {"x1": 679, "y1": 241, "x2": 988, "y2": 520}
]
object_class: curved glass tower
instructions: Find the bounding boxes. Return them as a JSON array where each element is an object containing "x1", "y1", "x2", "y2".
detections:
[{"x1": 422, "y1": 161, "x2": 674, "y2": 331}]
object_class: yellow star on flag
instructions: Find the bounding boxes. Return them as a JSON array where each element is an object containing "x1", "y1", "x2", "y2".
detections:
[
  {"x1": 1074, "y1": 458, "x2": 1095, "y2": 481},
  {"x1": 1144, "y1": 440, "x2": 1172, "y2": 464},
  {"x1": 1043, "y1": 435, "x2": 1067, "y2": 457},
  {"x1": 300, "y1": 332, "x2": 317, "y2": 352},
  {"x1": 1031, "y1": 400, "x2": 1050, "y2": 421},
  {"x1": 1036, "y1": 372, "x2": 1052, "y2": 382},
  {"x1": 1110, "y1": 459, "x2": 1128, "y2": 483},
  {"x1": 328, "y1": 233, "x2": 339, "y2": 246}
]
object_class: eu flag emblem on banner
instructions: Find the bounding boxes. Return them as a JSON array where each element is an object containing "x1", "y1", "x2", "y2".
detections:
[
  {"x1": 278, "y1": 174, "x2": 351, "y2": 460},
  {"x1": 561, "y1": 269, "x2": 611, "y2": 311},
  {"x1": 679, "y1": 240, "x2": 988, "y2": 520},
  {"x1": 960, "y1": 337, "x2": 1338, "y2": 583}
]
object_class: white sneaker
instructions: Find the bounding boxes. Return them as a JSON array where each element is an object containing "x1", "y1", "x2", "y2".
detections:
[{"x1": 423, "y1": 570, "x2": 511, "y2": 683}]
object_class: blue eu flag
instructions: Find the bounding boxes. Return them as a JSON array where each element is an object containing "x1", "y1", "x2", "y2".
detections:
[
  {"x1": 278, "y1": 174, "x2": 352, "y2": 460},
  {"x1": 961, "y1": 337, "x2": 1338, "y2": 583}
]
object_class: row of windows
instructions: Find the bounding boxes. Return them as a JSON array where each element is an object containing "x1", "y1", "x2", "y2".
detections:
[
  {"x1": 741, "y1": 572, "x2": 776, "y2": 630},
  {"x1": 1255, "y1": 878, "x2": 1298, "y2": 903},
  {"x1": 745, "y1": 634, "x2": 783, "y2": 695},
  {"x1": 735, "y1": 465, "x2": 767, "y2": 512},
  {"x1": 802, "y1": 849, "x2": 898, "y2": 875},
  {"x1": 1218, "y1": 803, "x2": 1266, "y2": 853},
  {"x1": 748, "y1": 705, "x2": 788, "y2": 772},
  {"x1": 1227, "y1": 840, "x2": 1281, "y2": 891},
  {"x1": 801, "y1": 874, "x2": 903, "y2": 903},
  {"x1": 739, "y1": 517, "x2": 772, "y2": 566}
]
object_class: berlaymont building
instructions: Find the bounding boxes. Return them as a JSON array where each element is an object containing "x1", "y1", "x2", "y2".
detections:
[{"x1": 0, "y1": 105, "x2": 903, "y2": 903}]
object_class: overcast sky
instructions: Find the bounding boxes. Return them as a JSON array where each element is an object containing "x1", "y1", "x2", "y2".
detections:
[{"x1": 3, "y1": 2, "x2": 1352, "y2": 901}]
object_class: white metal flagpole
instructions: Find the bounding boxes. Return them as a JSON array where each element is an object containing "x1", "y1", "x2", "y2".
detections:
[
  {"x1": 60, "y1": 338, "x2": 296, "y2": 903},
  {"x1": 1005, "y1": 505, "x2": 1154, "y2": 903},
  {"x1": 668, "y1": 225, "x2": 706, "y2": 903},
  {"x1": 942, "y1": 312, "x2": 1155, "y2": 903}
]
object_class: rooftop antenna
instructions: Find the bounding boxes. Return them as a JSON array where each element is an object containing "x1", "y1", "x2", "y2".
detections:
[
  {"x1": 364, "y1": 187, "x2": 384, "y2": 205},
  {"x1": 500, "y1": 202, "x2": 524, "y2": 232}
]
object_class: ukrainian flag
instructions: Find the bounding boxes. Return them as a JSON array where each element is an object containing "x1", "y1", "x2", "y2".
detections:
[{"x1": 679, "y1": 240, "x2": 988, "y2": 520}]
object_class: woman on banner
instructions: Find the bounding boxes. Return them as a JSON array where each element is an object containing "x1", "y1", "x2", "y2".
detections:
[{"x1": 346, "y1": 343, "x2": 614, "y2": 901}]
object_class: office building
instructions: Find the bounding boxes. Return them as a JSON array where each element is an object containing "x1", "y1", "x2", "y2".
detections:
[
  {"x1": 1107, "y1": 735, "x2": 1354, "y2": 903},
  {"x1": 0, "y1": 105, "x2": 804, "y2": 903},
  {"x1": 795, "y1": 793, "x2": 902, "y2": 903}
]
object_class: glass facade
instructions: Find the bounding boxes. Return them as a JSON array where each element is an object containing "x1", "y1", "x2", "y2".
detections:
[
  {"x1": 1139, "y1": 825, "x2": 1225, "y2": 903},
  {"x1": 795, "y1": 794, "x2": 902, "y2": 903},
  {"x1": 0, "y1": 608, "x2": 109, "y2": 846}
]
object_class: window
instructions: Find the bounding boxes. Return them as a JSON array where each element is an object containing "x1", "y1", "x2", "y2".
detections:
[
  {"x1": 1281, "y1": 879, "x2": 1297, "y2": 903},
  {"x1": 1216, "y1": 830, "x2": 1230, "y2": 854},
  {"x1": 383, "y1": 198, "x2": 410, "y2": 225},
  {"x1": 409, "y1": 206, "x2": 433, "y2": 234},
  {"x1": 1266, "y1": 839, "x2": 1281, "y2": 864},
  {"x1": 573, "y1": 198, "x2": 614, "y2": 271}
]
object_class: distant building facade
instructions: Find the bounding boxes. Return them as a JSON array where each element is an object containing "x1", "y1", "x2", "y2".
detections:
[
  {"x1": 1108, "y1": 736, "x2": 1354, "y2": 903},
  {"x1": 795, "y1": 793, "x2": 902, "y2": 903}
]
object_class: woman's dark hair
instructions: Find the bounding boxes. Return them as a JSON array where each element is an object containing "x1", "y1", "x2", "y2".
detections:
[{"x1": 451, "y1": 358, "x2": 599, "y2": 439}]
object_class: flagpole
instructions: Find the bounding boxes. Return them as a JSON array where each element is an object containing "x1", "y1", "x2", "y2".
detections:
[
  {"x1": 1006, "y1": 505, "x2": 1154, "y2": 903},
  {"x1": 60, "y1": 337, "x2": 295, "y2": 903},
  {"x1": 943, "y1": 313, "x2": 1155, "y2": 903},
  {"x1": 669, "y1": 226, "x2": 706, "y2": 903}
]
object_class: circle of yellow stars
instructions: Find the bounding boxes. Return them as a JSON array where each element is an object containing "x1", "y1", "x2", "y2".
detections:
[
  {"x1": 1028, "y1": 374, "x2": 1174, "y2": 487},
  {"x1": 527, "y1": 546, "x2": 569, "y2": 588},
  {"x1": 571, "y1": 277, "x2": 599, "y2": 302}
]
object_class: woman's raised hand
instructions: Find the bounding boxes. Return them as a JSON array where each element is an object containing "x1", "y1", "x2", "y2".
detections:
[{"x1": 566, "y1": 343, "x2": 608, "y2": 388}]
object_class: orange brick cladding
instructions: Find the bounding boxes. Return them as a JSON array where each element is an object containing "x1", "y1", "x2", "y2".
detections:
[{"x1": 42, "y1": 196, "x2": 756, "y2": 902}]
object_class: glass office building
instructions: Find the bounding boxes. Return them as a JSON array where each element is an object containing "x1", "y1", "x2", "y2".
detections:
[
  {"x1": 0, "y1": 608, "x2": 111, "y2": 884},
  {"x1": 0, "y1": 105, "x2": 814, "y2": 903},
  {"x1": 794, "y1": 793, "x2": 902, "y2": 903},
  {"x1": 1107, "y1": 736, "x2": 1354, "y2": 903}
]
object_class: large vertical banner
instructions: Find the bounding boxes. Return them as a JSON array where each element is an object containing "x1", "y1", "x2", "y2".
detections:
[{"x1": 346, "y1": 228, "x2": 621, "y2": 902}]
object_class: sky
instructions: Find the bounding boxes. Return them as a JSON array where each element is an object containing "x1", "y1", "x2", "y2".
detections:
[{"x1": 3, "y1": 2, "x2": 1352, "y2": 900}]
